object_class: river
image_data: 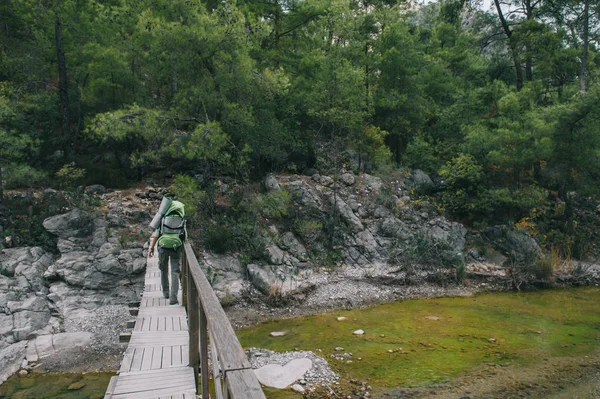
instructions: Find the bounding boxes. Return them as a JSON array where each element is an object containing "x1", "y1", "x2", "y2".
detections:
[{"x1": 1, "y1": 287, "x2": 599, "y2": 398}]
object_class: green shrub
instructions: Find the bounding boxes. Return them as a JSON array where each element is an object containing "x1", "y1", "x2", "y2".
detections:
[
  {"x1": 376, "y1": 186, "x2": 396, "y2": 209},
  {"x1": 4, "y1": 165, "x2": 48, "y2": 189},
  {"x1": 55, "y1": 162, "x2": 87, "y2": 189},
  {"x1": 171, "y1": 174, "x2": 205, "y2": 218},
  {"x1": 253, "y1": 188, "x2": 292, "y2": 220},
  {"x1": 293, "y1": 218, "x2": 323, "y2": 246},
  {"x1": 204, "y1": 224, "x2": 236, "y2": 253},
  {"x1": 389, "y1": 233, "x2": 464, "y2": 284}
]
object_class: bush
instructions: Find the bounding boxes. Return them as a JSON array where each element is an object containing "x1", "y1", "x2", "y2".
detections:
[
  {"x1": 171, "y1": 174, "x2": 205, "y2": 218},
  {"x1": 4, "y1": 165, "x2": 48, "y2": 189},
  {"x1": 389, "y1": 232, "x2": 464, "y2": 284},
  {"x1": 204, "y1": 224, "x2": 237, "y2": 253},
  {"x1": 253, "y1": 188, "x2": 292, "y2": 220},
  {"x1": 55, "y1": 162, "x2": 87, "y2": 189},
  {"x1": 293, "y1": 217, "x2": 323, "y2": 246}
]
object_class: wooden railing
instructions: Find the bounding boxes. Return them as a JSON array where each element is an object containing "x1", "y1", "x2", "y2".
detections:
[{"x1": 181, "y1": 242, "x2": 266, "y2": 399}]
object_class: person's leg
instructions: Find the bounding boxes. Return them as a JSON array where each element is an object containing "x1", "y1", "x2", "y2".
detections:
[
  {"x1": 169, "y1": 249, "x2": 182, "y2": 304},
  {"x1": 158, "y1": 250, "x2": 170, "y2": 299}
]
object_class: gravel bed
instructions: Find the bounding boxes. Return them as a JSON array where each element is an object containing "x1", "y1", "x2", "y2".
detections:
[{"x1": 246, "y1": 347, "x2": 339, "y2": 385}]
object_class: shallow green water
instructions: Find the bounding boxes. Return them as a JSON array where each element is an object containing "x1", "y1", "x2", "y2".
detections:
[
  {"x1": 0, "y1": 372, "x2": 113, "y2": 399},
  {"x1": 237, "y1": 287, "x2": 600, "y2": 390},
  {"x1": 2, "y1": 288, "x2": 599, "y2": 398}
]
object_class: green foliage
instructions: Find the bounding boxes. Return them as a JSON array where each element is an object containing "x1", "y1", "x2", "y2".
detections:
[
  {"x1": 389, "y1": 233, "x2": 464, "y2": 284},
  {"x1": 55, "y1": 163, "x2": 87, "y2": 189},
  {"x1": 253, "y1": 189, "x2": 292, "y2": 220},
  {"x1": 204, "y1": 224, "x2": 237, "y2": 254},
  {"x1": 171, "y1": 174, "x2": 205, "y2": 219},
  {"x1": 3, "y1": 165, "x2": 48, "y2": 189},
  {"x1": 293, "y1": 218, "x2": 323, "y2": 246}
]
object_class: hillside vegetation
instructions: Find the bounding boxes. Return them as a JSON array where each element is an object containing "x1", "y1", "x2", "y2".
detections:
[{"x1": 1, "y1": 0, "x2": 599, "y2": 259}]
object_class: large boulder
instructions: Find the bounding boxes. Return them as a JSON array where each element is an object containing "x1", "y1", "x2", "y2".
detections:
[
  {"x1": 264, "y1": 174, "x2": 280, "y2": 192},
  {"x1": 26, "y1": 332, "x2": 93, "y2": 362},
  {"x1": 10, "y1": 296, "x2": 53, "y2": 342},
  {"x1": 202, "y1": 253, "x2": 246, "y2": 303},
  {"x1": 330, "y1": 196, "x2": 364, "y2": 233},
  {"x1": 483, "y1": 226, "x2": 541, "y2": 265},
  {"x1": 279, "y1": 232, "x2": 308, "y2": 261},
  {"x1": 0, "y1": 341, "x2": 27, "y2": 385},
  {"x1": 407, "y1": 169, "x2": 435, "y2": 194},
  {"x1": 43, "y1": 209, "x2": 94, "y2": 239}
]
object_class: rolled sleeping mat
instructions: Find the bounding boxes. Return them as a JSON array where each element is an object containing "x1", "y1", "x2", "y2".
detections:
[{"x1": 149, "y1": 196, "x2": 172, "y2": 229}]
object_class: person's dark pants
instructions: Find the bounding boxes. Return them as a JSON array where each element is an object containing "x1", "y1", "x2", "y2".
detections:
[{"x1": 158, "y1": 247, "x2": 182, "y2": 304}]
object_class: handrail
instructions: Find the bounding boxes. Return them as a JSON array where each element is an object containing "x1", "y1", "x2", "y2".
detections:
[{"x1": 182, "y1": 242, "x2": 266, "y2": 399}]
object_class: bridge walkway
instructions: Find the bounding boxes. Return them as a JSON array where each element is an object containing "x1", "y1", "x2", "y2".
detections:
[{"x1": 104, "y1": 254, "x2": 197, "y2": 399}]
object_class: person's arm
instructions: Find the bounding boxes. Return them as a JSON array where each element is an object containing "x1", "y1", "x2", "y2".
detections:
[{"x1": 149, "y1": 230, "x2": 159, "y2": 257}]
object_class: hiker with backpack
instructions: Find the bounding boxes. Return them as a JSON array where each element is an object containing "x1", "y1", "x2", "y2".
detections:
[{"x1": 149, "y1": 197, "x2": 187, "y2": 305}]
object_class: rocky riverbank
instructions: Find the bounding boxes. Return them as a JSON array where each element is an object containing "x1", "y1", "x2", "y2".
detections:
[{"x1": 1, "y1": 170, "x2": 599, "y2": 390}]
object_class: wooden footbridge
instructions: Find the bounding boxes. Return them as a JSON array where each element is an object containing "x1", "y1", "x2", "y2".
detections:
[{"x1": 104, "y1": 243, "x2": 266, "y2": 399}]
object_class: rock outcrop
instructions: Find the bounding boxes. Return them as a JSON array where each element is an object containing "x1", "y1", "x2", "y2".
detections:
[{"x1": 0, "y1": 189, "x2": 150, "y2": 384}]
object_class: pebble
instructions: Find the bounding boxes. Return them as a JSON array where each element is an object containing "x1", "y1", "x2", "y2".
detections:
[
  {"x1": 291, "y1": 384, "x2": 305, "y2": 393},
  {"x1": 337, "y1": 317, "x2": 347, "y2": 321},
  {"x1": 270, "y1": 331, "x2": 286, "y2": 337},
  {"x1": 353, "y1": 329, "x2": 365, "y2": 335},
  {"x1": 18, "y1": 370, "x2": 28, "y2": 377}
]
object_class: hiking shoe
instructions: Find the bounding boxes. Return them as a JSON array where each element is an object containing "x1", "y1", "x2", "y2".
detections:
[
  {"x1": 162, "y1": 293, "x2": 169, "y2": 299},
  {"x1": 169, "y1": 299, "x2": 178, "y2": 305}
]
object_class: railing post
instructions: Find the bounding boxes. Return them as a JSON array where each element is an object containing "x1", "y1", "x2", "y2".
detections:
[
  {"x1": 181, "y1": 248, "x2": 188, "y2": 310},
  {"x1": 187, "y1": 268, "x2": 199, "y2": 388},
  {"x1": 200, "y1": 301, "x2": 209, "y2": 399}
]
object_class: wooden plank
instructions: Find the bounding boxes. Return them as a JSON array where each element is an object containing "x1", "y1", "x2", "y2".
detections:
[
  {"x1": 162, "y1": 345, "x2": 172, "y2": 368},
  {"x1": 112, "y1": 388, "x2": 196, "y2": 399},
  {"x1": 104, "y1": 376, "x2": 118, "y2": 399},
  {"x1": 127, "y1": 331, "x2": 189, "y2": 348},
  {"x1": 225, "y1": 369, "x2": 266, "y2": 399},
  {"x1": 172, "y1": 344, "x2": 183, "y2": 367},
  {"x1": 130, "y1": 347, "x2": 144, "y2": 372},
  {"x1": 141, "y1": 347, "x2": 154, "y2": 371},
  {"x1": 120, "y1": 350, "x2": 134, "y2": 373},
  {"x1": 151, "y1": 347, "x2": 163, "y2": 370}
]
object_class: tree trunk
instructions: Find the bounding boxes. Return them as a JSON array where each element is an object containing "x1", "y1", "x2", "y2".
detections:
[
  {"x1": 580, "y1": 0, "x2": 589, "y2": 92},
  {"x1": 0, "y1": 166, "x2": 3, "y2": 205},
  {"x1": 171, "y1": 60, "x2": 178, "y2": 96},
  {"x1": 525, "y1": 0, "x2": 533, "y2": 82},
  {"x1": 55, "y1": 11, "x2": 72, "y2": 157},
  {"x1": 275, "y1": 0, "x2": 280, "y2": 50},
  {"x1": 494, "y1": 0, "x2": 523, "y2": 90}
]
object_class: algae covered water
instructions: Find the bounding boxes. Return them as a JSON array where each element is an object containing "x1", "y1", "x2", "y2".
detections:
[
  {"x1": 1, "y1": 288, "x2": 599, "y2": 398},
  {"x1": 237, "y1": 287, "x2": 600, "y2": 397},
  {"x1": 0, "y1": 372, "x2": 113, "y2": 399}
]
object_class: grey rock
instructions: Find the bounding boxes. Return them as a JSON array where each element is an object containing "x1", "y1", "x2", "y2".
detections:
[
  {"x1": 247, "y1": 264, "x2": 276, "y2": 294},
  {"x1": 84, "y1": 185, "x2": 106, "y2": 195},
  {"x1": 379, "y1": 218, "x2": 409, "y2": 238},
  {"x1": 340, "y1": 173, "x2": 355, "y2": 186},
  {"x1": 264, "y1": 174, "x2": 280, "y2": 192},
  {"x1": 330, "y1": 196, "x2": 364, "y2": 233},
  {"x1": 286, "y1": 181, "x2": 322, "y2": 210},
  {"x1": 202, "y1": 253, "x2": 246, "y2": 303},
  {"x1": 319, "y1": 176, "x2": 334, "y2": 187},
  {"x1": 0, "y1": 341, "x2": 27, "y2": 385},
  {"x1": 408, "y1": 169, "x2": 434, "y2": 193},
  {"x1": 26, "y1": 332, "x2": 93, "y2": 361},
  {"x1": 279, "y1": 232, "x2": 308, "y2": 261},
  {"x1": 483, "y1": 225, "x2": 541, "y2": 265},
  {"x1": 362, "y1": 174, "x2": 383, "y2": 191},
  {"x1": 43, "y1": 209, "x2": 94, "y2": 238},
  {"x1": 266, "y1": 245, "x2": 285, "y2": 265}
]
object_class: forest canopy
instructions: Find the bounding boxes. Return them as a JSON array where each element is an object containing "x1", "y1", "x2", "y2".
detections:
[{"x1": 1, "y1": 0, "x2": 599, "y2": 231}]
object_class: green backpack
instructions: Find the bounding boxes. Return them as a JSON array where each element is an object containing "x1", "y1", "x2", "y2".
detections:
[{"x1": 157, "y1": 201, "x2": 186, "y2": 250}]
